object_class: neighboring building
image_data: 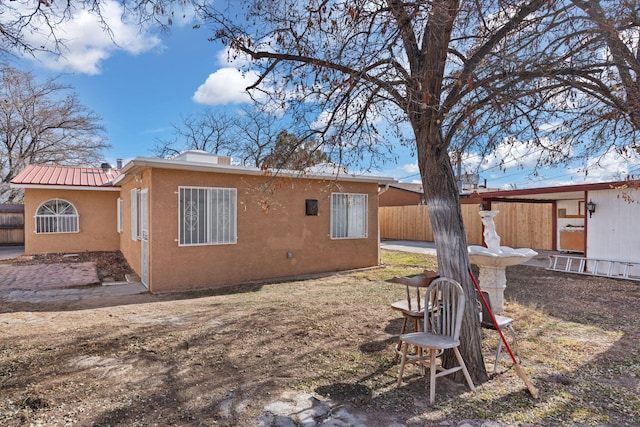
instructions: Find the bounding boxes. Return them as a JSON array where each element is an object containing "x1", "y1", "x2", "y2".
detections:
[
  {"x1": 379, "y1": 175, "x2": 494, "y2": 207},
  {"x1": 11, "y1": 164, "x2": 122, "y2": 254},
  {"x1": 379, "y1": 183, "x2": 425, "y2": 206},
  {"x1": 11, "y1": 152, "x2": 395, "y2": 293},
  {"x1": 468, "y1": 181, "x2": 640, "y2": 270}
]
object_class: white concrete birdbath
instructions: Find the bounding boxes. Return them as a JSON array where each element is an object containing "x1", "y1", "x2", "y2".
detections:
[{"x1": 468, "y1": 210, "x2": 538, "y2": 313}]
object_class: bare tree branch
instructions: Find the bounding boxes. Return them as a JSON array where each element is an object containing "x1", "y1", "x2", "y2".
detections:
[{"x1": 0, "y1": 65, "x2": 108, "y2": 202}]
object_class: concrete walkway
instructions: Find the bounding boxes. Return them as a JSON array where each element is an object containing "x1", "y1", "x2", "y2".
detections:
[
  {"x1": 1, "y1": 281, "x2": 148, "y2": 304},
  {"x1": 0, "y1": 246, "x2": 25, "y2": 260},
  {"x1": 380, "y1": 239, "x2": 555, "y2": 268}
]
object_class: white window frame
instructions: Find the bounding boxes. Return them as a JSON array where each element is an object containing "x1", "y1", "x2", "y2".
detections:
[
  {"x1": 117, "y1": 197, "x2": 123, "y2": 233},
  {"x1": 131, "y1": 188, "x2": 140, "y2": 240},
  {"x1": 35, "y1": 199, "x2": 79, "y2": 234},
  {"x1": 178, "y1": 186, "x2": 237, "y2": 246},
  {"x1": 330, "y1": 193, "x2": 368, "y2": 239}
]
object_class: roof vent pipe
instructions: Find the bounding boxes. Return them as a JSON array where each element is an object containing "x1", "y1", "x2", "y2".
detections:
[
  {"x1": 116, "y1": 159, "x2": 123, "y2": 169},
  {"x1": 101, "y1": 162, "x2": 111, "y2": 172}
]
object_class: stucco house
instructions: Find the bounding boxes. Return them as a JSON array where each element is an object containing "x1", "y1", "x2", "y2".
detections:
[
  {"x1": 11, "y1": 151, "x2": 395, "y2": 293},
  {"x1": 11, "y1": 164, "x2": 122, "y2": 254}
]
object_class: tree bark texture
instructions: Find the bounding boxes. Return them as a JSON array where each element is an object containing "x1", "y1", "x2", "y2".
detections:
[
  {"x1": 405, "y1": 0, "x2": 488, "y2": 384},
  {"x1": 415, "y1": 129, "x2": 488, "y2": 384}
]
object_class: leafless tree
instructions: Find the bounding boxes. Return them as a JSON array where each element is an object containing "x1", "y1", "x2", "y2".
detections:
[
  {"x1": 0, "y1": 65, "x2": 108, "y2": 202},
  {"x1": 153, "y1": 105, "x2": 280, "y2": 166},
  {"x1": 194, "y1": 0, "x2": 640, "y2": 382},
  {"x1": 0, "y1": 1, "x2": 175, "y2": 57},
  {"x1": 261, "y1": 130, "x2": 330, "y2": 170},
  {"x1": 154, "y1": 108, "x2": 237, "y2": 158},
  {"x1": 227, "y1": 105, "x2": 280, "y2": 167},
  {"x1": 557, "y1": 0, "x2": 640, "y2": 157},
  {"x1": 155, "y1": 105, "x2": 330, "y2": 169},
  {"x1": 3, "y1": 0, "x2": 639, "y2": 383},
  {"x1": 199, "y1": 0, "x2": 570, "y2": 383}
]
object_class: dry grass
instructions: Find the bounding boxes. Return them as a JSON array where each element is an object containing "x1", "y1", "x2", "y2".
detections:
[{"x1": 0, "y1": 249, "x2": 638, "y2": 426}]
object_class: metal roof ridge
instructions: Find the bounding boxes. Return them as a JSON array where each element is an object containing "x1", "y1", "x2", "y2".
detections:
[{"x1": 11, "y1": 164, "x2": 121, "y2": 187}]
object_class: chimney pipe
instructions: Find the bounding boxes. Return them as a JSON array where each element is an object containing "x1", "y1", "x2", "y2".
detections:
[{"x1": 116, "y1": 159, "x2": 123, "y2": 169}]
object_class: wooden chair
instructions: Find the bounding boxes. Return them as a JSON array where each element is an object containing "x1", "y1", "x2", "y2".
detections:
[
  {"x1": 397, "y1": 277, "x2": 475, "y2": 404},
  {"x1": 389, "y1": 270, "x2": 438, "y2": 358},
  {"x1": 478, "y1": 290, "x2": 519, "y2": 374}
]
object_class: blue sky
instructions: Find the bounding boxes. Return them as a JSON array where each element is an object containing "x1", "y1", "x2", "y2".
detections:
[{"x1": 13, "y1": 1, "x2": 640, "y2": 190}]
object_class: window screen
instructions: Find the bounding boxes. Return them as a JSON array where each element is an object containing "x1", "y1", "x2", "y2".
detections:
[
  {"x1": 179, "y1": 187, "x2": 237, "y2": 245},
  {"x1": 330, "y1": 193, "x2": 368, "y2": 239}
]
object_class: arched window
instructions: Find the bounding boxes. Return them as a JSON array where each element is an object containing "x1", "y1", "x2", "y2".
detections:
[{"x1": 35, "y1": 199, "x2": 79, "y2": 234}]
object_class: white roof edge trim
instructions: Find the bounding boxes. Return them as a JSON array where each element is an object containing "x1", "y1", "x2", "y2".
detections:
[
  {"x1": 115, "y1": 157, "x2": 397, "y2": 185},
  {"x1": 10, "y1": 183, "x2": 121, "y2": 192}
]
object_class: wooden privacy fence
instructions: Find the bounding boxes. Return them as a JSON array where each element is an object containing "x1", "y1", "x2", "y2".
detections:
[
  {"x1": 490, "y1": 201, "x2": 553, "y2": 250},
  {"x1": 379, "y1": 202, "x2": 553, "y2": 250},
  {"x1": 0, "y1": 204, "x2": 25, "y2": 246}
]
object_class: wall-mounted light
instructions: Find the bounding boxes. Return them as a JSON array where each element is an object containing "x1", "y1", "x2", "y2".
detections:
[{"x1": 586, "y1": 199, "x2": 596, "y2": 218}]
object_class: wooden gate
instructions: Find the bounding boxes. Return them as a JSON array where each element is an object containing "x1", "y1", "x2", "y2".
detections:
[{"x1": 0, "y1": 204, "x2": 25, "y2": 246}]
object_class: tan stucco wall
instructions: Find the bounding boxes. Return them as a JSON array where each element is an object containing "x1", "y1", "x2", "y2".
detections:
[
  {"x1": 23, "y1": 188, "x2": 120, "y2": 254},
  {"x1": 118, "y1": 170, "x2": 152, "y2": 284},
  {"x1": 120, "y1": 167, "x2": 381, "y2": 293}
]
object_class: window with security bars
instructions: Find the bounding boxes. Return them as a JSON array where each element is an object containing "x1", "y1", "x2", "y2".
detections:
[
  {"x1": 330, "y1": 193, "x2": 368, "y2": 239},
  {"x1": 179, "y1": 187, "x2": 237, "y2": 245},
  {"x1": 35, "y1": 199, "x2": 79, "y2": 234}
]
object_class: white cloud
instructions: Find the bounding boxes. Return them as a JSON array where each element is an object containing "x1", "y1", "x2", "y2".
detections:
[
  {"x1": 196, "y1": 44, "x2": 284, "y2": 109},
  {"x1": 192, "y1": 68, "x2": 261, "y2": 105},
  {"x1": 11, "y1": 1, "x2": 162, "y2": 75},
  {"x1": 537, "y1": 122, "x2": 563, "y2": 132},
  {"x1": 368, "y1": 162, "x2": 420, "y2": 182},
  {"x1": 377, "y1": 137, "x2": 639, "y2": 189},
  {"x1": 570, "y1": 147, "x2": 640, "y2": 181},
  {"x1": 471, "y1": 143, "x2": 640, "y2": 189},
  {"x1": 217, "y1": 46, "x2": 254, "y2": 68},
  {"x1": 400, "y1": 163, "x2": 420, "y2": 174}
]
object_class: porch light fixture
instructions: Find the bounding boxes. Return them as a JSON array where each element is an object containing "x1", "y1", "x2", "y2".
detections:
[{"x1": 586, "y1": 199, "x2": 596, "y2": 218}]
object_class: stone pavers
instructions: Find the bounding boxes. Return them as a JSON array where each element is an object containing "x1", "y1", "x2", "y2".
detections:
[
  {"x1": 0, "y1": 262, "x2": 147, "y2": 303},
  {"x1": 0, "y1": 262, "x2": 99, "y2": 290},
  {"x1": 255, "y1": 391, "x2": 373, "y2": 427}
]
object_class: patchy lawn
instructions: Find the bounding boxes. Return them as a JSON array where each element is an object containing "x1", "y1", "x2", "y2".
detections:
[{"x1": 0, "y1": 250, "x2": 638, "y2": 426}]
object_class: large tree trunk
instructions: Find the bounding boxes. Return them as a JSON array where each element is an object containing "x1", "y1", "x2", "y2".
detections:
[{"x1": 416, "y1": 131, "x2": 489, "y2": 385}]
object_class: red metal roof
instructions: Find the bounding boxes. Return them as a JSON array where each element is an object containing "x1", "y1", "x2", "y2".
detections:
[{"x1": 11, "y1": 164, "x2": 121, "y2": 188}]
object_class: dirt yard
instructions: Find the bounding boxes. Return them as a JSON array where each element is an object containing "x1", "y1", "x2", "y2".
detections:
[{"x1": 0, "y1": 251, "x2": 638, "y2": 426}]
